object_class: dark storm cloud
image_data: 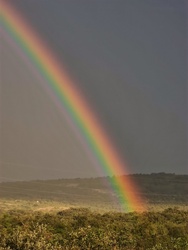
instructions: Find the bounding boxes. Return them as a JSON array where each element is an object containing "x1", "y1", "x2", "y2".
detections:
[{"x1": 1, "y1": 0, "x2": 187, "y2": 180}]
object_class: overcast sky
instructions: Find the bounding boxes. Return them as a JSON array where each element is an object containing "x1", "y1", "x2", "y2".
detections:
[{"x1": 1, "y1": 0, "x2": 187, "y2": 181}]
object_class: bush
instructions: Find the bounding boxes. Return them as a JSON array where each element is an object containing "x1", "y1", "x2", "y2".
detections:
[{"x1": 0, "y1": 208, "x2": 188, "y2": 249}]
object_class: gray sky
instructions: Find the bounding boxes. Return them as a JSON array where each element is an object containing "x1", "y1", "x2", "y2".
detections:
[{"x1": 1, "y1": 0, "x2": 187, "y2": 181}]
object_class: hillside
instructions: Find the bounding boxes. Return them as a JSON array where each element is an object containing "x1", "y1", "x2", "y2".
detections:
[{"x1": 0, "y1": 173, "x2": 187, "y2": 211}]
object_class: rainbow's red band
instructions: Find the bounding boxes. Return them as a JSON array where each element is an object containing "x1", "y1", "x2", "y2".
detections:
[{"x1": 1, "y1": 1, "x2": 145, "y2": 212}]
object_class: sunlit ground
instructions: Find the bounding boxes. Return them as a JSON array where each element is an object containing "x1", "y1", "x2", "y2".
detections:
[{"x1": 1, "y1": 198, "x2": 188, "y2": 214}]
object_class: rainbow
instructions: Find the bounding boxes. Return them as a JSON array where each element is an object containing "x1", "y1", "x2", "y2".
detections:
[{"x1": 1, "y1": 1, "x2": 145, "y2": 212}]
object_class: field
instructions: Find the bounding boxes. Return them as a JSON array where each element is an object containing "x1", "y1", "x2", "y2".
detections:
[
  {"x1": 0, "y1": 173, "x2": 188, "y2": 249},
  {"x1": 0, "y1": 173, "x2": 188, "y2": 212}
]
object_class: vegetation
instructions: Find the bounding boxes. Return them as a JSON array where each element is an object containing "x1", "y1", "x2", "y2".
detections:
[
  {"x1": 0, "y1": 174, "x2": 187, "y2": 249},
  {"x1": 0, "y1": 207, "x2": 188, "y2": 249}
]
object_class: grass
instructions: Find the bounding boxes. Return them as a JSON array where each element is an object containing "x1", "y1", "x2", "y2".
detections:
[
  {"x1": 0, "y1": 198, "x2": 114, "y2": 213},
  {"x1": 0, "y1": 198, "x2": 188, "y2": 214},
  {"x1": 0, "y1": 173, "x2": 187, "y2": 213}
]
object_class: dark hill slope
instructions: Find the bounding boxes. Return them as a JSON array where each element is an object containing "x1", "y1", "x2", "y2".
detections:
[{"x1": 0, "y1": 174, "x2": 187, "y2": 209}]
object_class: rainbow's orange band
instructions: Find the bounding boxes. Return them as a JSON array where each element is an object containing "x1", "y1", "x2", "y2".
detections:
[{"x1": 1, "y1": 1, "x2": 145, "y2": 212}]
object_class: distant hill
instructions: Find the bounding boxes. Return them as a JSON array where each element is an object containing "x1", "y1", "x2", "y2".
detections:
[
  {"x1": 131, "y1": 173, "x2": 188, "y2": 204},
  {"x1": 0, "y1": 173, "x2": 187, "y2": 211}
]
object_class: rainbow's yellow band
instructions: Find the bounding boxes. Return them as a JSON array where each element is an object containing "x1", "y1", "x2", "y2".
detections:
[{"x1": 1, "y1": 1, "x2": 145, "y2": 212}]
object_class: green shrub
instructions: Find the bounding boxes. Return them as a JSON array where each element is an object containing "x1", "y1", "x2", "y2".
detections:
[{"x1": 0, "y1": 208, "x2": 188, "y2": 249}]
